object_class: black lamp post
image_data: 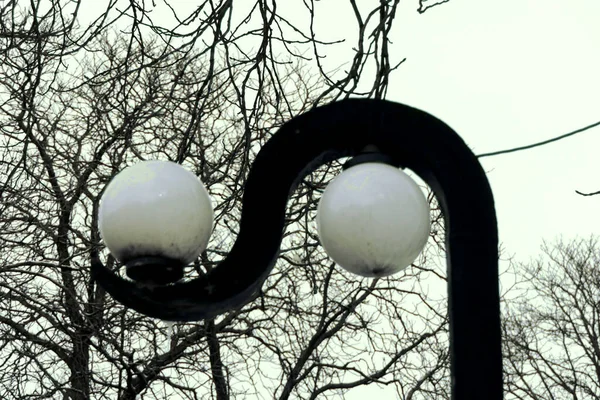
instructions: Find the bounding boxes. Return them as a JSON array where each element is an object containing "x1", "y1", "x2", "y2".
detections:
[{"x1": 92, "y1": 98, "x2": 502, "y2": 399}]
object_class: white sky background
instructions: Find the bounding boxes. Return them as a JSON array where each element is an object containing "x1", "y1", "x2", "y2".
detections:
[
  {"x1": 391, "y1": 0, "x2": 600, "y2": 262},
  {"x1": 73, "y1": 0, "x2": 600, "y2": 398},
  {"x1": 292, "y1": 0, "x2": 600, "y2": 397},
  {"x1": 348, "y1": 0, "x2": 600, "y2": 397},
  {"x1": 79, "y1": 0, "x2": 600, "y2": 262},
  {"x1": 306, "y1": 0, "x2": 600, "y2": 264}
]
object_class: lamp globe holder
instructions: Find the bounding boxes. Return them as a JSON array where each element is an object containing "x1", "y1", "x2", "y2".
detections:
[
  {"x1": 98, "y1": 160, "x2": 214, "y2": 285},
  {"x1": 91, "y1": 99, "x2": 502, "y2": 400}
]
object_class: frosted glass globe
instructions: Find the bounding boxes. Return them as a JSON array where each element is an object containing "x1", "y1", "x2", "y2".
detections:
[
  {"x1": 99, "y1": 160, "x2": 214, "y2": 265},
  {"x1": 316, "y1": 162, "x2": 430, "y2": 277}
]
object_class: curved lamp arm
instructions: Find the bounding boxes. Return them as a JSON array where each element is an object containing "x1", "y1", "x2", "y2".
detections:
[{"x1": 92, "y1": 98, "x2": 502, "y2": 399}]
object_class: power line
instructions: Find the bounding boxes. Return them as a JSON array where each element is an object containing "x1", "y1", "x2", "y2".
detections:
[
  {"x1": 575, "y1": 190, "x2": 600, "y2": 197},
  {"x1": 476, "y1": 120, "x2": 600, "y2": 158}
]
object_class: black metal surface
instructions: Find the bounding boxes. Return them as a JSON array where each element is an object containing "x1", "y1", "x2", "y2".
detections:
[
  {"x1": 342, "y1": 152, "x2": 396, "y2": 170},
  {"x1": 125, "y1": 257, "x2": 184, "y2": 285},
  {"x1": 92, "y1": 98, "x2": 502, "y2": 399}
]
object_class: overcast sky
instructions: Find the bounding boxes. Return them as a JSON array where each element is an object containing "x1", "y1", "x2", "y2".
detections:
[
  {"x1": 78, "y1": 0, "x2": 599, "y2": 397},
  {"x1": 389, "y1": 0, "x2": 600, "y2": 263},
  {"x1": 338, "y1": 0, "x2": 600, "y2": 397},
  {"x1": 83, "y1": 0, "x2": 600, "y2": 263},
  {"x1": 230, "y1": 0, "x2": 600, "y2": 264}
]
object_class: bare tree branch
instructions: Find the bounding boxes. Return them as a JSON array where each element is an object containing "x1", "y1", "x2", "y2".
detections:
[{"x1": 0, "y1": 1, "x2": 452, "y2": 398}]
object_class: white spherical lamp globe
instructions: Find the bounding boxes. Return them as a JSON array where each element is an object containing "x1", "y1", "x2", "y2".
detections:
[
  {"x1": 99, "y1": 160, "x2": 214, "y2": 267},
  {"x1": 316, "y1": 162, "x2": 430, "y2": 277}
]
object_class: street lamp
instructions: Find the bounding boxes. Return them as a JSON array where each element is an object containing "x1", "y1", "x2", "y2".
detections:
[
  {"x1": 92, "y1": 98, "x2": 502, "y2": 399},
  {"x1": 98, "y1": 160, "x2": 214, "y2": 285},
  {"x1": 316, "y1": 161, "x2": 430, "y2": 277}
]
